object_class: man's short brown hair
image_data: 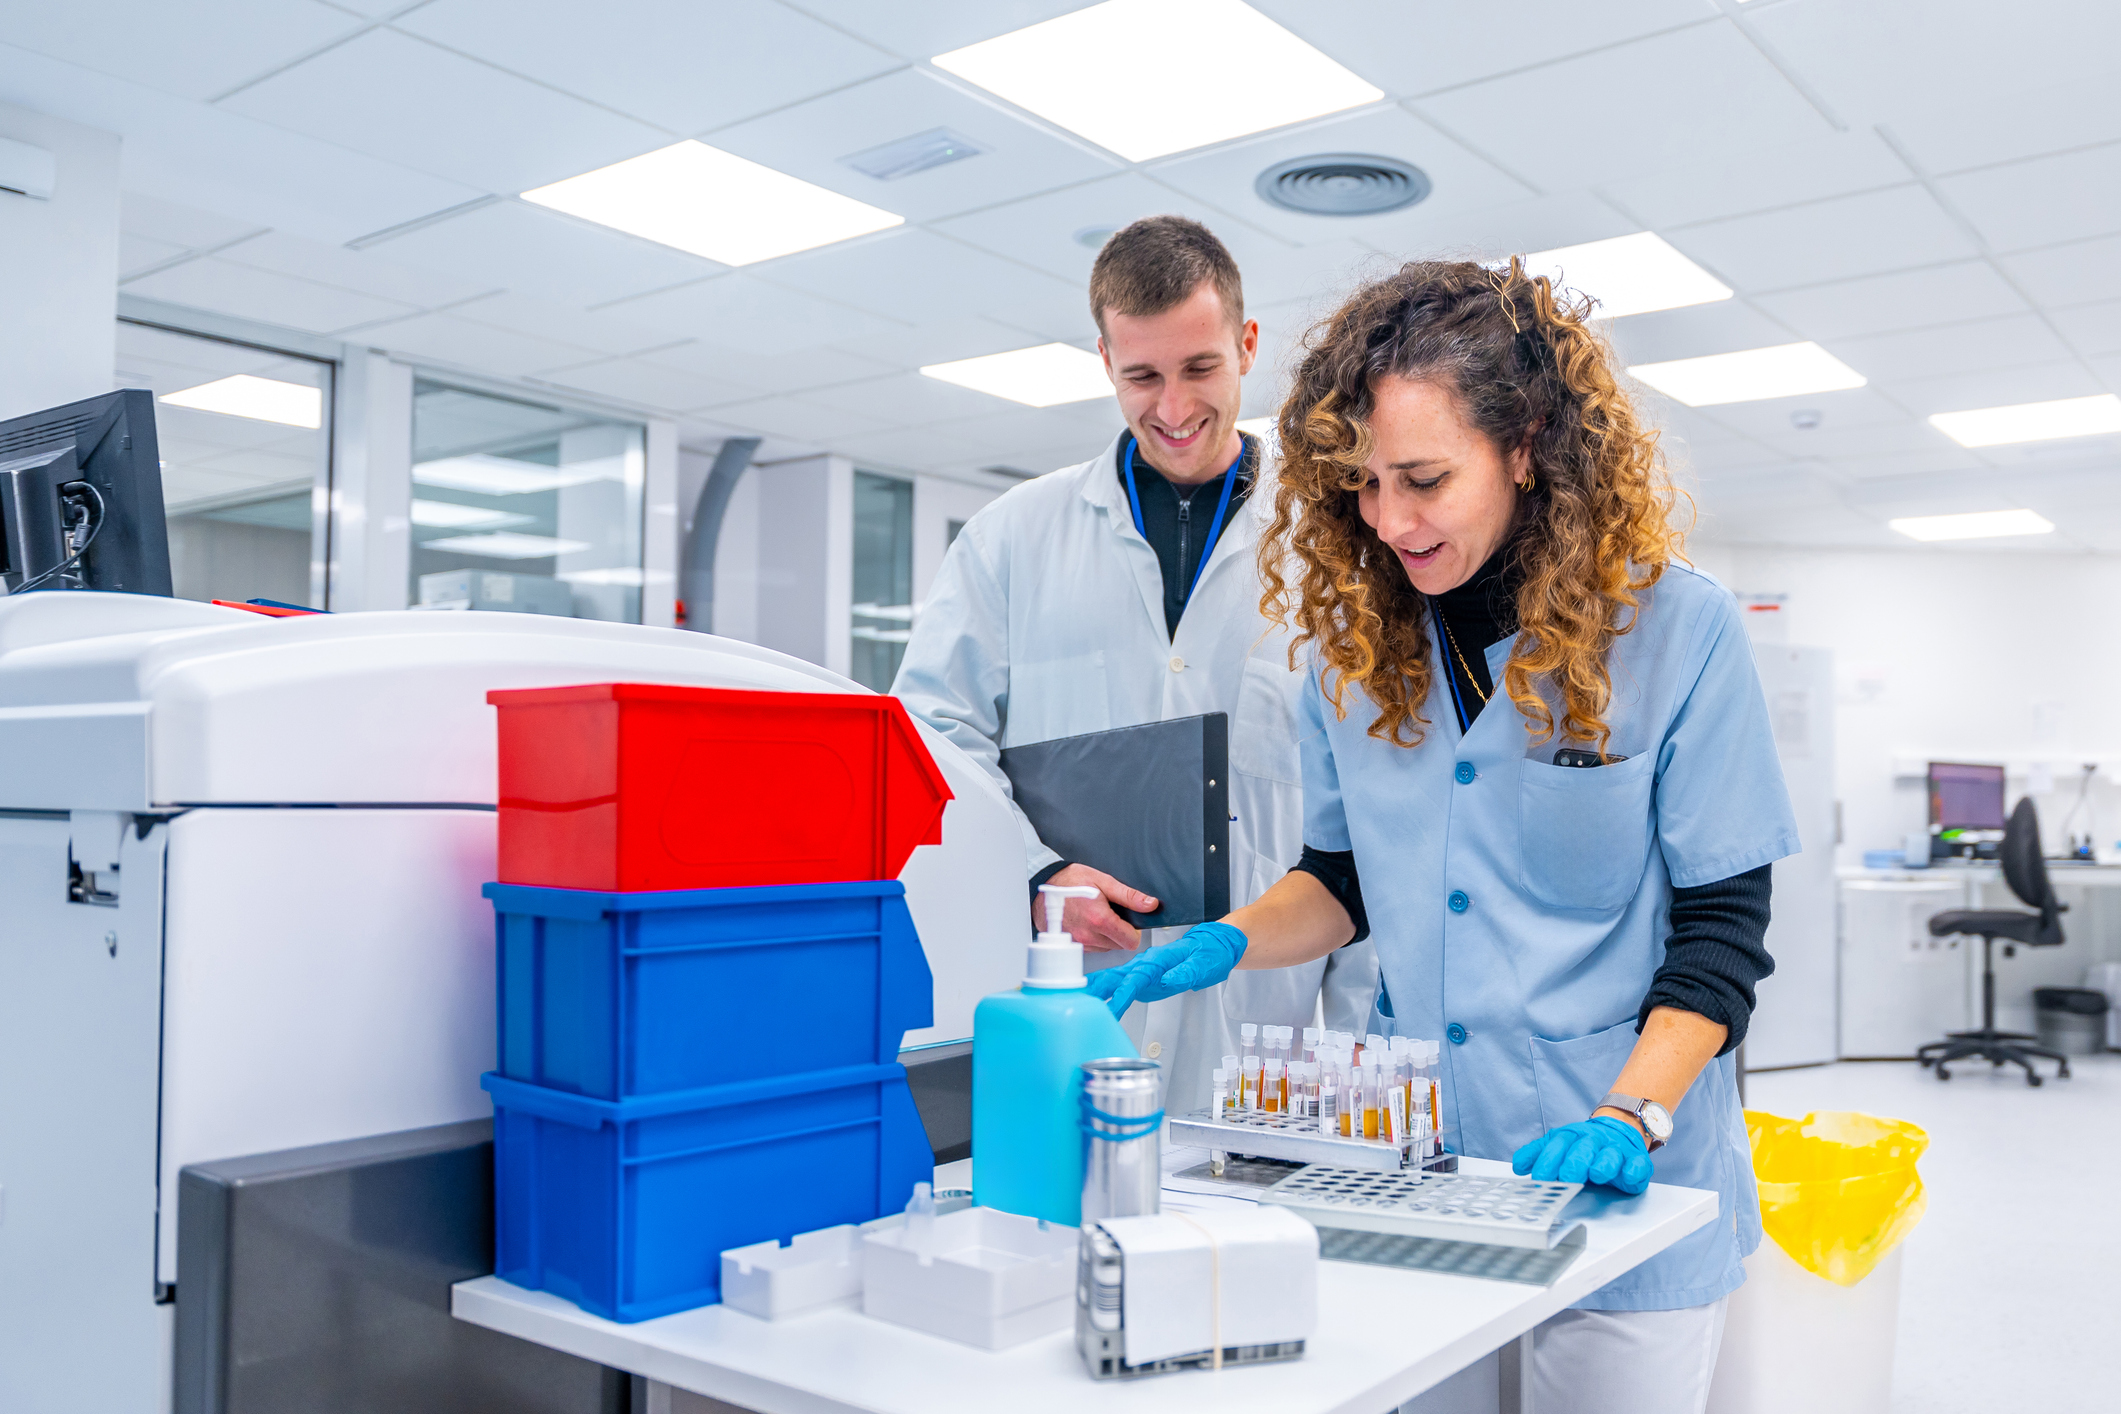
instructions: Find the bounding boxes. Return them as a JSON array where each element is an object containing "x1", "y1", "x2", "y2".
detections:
[{"x1": 1088, "y1": 215, "x2": 1244, "y2": 335}]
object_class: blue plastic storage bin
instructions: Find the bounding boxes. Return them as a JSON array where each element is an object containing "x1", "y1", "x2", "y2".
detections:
[
  {"x1": 485, "y1": 1064, "x2": 931, "y2": 1322},
  {"x1": 486, "y1": 879, "x2": 933, "y2": 1101}
]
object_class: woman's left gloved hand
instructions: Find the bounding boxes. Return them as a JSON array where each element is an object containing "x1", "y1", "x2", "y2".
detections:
[
  {"x1": 1511, "y1": 1116, "x2": 1654, "y2": 1193},
  {"x1": 1084, "y1": 921, "x2": 1248, "y2": 1016}
]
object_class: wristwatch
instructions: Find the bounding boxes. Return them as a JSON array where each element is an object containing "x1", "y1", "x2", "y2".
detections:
[{"x1": 1595, "y1": 1092, "x2": 1672, "y2": 1151}]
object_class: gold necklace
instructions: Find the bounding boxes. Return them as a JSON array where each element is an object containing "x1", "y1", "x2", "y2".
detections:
[{"x1": 1434, "y1": 609, "x2": 1489, "y2": 704}]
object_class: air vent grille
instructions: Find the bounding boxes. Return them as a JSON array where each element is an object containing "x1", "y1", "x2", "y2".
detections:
[{"x1": 1255, "y1": 154, "x2": 1431, "y2": 217}]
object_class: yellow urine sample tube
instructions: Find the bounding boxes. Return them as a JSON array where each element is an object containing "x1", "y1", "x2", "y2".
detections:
[{"x1": 1362, "y1": 1105, "x2": 1380, "y2": 1140}]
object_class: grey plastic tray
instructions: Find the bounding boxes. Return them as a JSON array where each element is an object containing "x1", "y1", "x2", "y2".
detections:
[{"x1": 1258, "y1": 1167, "x2": 1583, "y2": 1251}]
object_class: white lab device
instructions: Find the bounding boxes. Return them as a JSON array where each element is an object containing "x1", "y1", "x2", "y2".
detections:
[{"x1": 0, "y1": 593, "x2": 1024, "y2": 1412}]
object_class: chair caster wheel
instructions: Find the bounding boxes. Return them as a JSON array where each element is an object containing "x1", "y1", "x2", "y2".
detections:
[
  {"x1": 1918, "y1": 1057, "x2": 1934, "y2": 1068},
  {"x1": 1935, "y1": 1067, "x2": 1951, "y2": 1080},
  {"x1": 2059, "y1": 1065, "x2": 2072, "y2": 1080},
  {"x1": 2028, "y1": 1074, "x2": 2043, "y2": 1087}
]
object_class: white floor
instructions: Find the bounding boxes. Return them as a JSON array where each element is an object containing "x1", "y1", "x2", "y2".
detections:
[{"x1": 1746, "y1": 1051, "x2": 2120, "y2": 1414}]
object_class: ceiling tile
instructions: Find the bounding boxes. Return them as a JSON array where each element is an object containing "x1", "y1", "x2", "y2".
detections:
[
  {"x1": 781, "y1": 1, "x2": 1088, "y2": 60},
  {"x1": 120, "y1": 191, "x2": 264, "y2": 249},
  {"x1": 1870, "y1": 360, "x2": 2106, "y2": 417},
  {"x1": 1411, "y1": 23, "x2": 1834, "y2": 190},
  {"x1": 217, "y1": 230, "x2": 495, "y2": 308},
  {"x1": 1996, "y1": 233, "x2": 2121, "y2": 308},
  {"x1": 119, "y1": 233, "x2": 189, "y2": 278},
  {"x1": 1254, "y1": 0, "x2": 1718, "y2": 99},
  {"x1": 1690, "y1": 465, "x2": 1848, "y2": 514},
  {"x1": 710, "y1": 393, "x2": 896, "y2": 443},
  {"x1": 1887, "y1": 72, "x2": 2121, "y2": 174},
  {"x1": 361, "y1": 200, "x2": 723, "y2": 306},
  {"x1": 1743, "y1": 0, "x2": 2121, "y2": 129},
  {"x1": 602, "y1": 274, "x2": 907, "y2": 355},
  {"x1": 826, "y1": 423, "x2": 989, "y2": 472},
  {"x1": 1364, "y1": 191, "x2": 1641, "y2": 268},
  {"x1": 0, "y1": 0, "x2": 359, "y2": 102},
  {"x1": 1604, "y1": 301, "x2": 1799, "y2": 366},
  {"x1": 1669, "y1": 385, "x2": 1913, "y2": 442},
  {"x1": 1691, "y1": 502, "x2": 1891, "y2": 550},
  {"x1": 122, "y1": 256, "x2": 418, "y2": 334},
  {"x1": 1751, "y1": 261, "x2": 2030, "y2": 341},
  {"x1": 1665, "y1": 186, "x2": 1977, "y2": 292},
  {"x1": 1600, "y1": 130, "x2": 1911, "y2": 230},
  {"x1": 821, "y1": 317, "x2": 1060, "y2": 371},
  {"x1": 351, "y1": 311, "x2": 603, "y2": 377},
  {"x1": 1821, "y1": 313, "x2": 2075, "y2": 386},
  {"x1": 3, "y1": 39, "x2": 487, "y2": 244},
  {"x1": 802, "y1": 372, "x2": 1022, "y2": 427},
  {"x1": 708, "y1": 67, "x2": 1118, "y2": 223},
  {"x1": 1827, "y1": 448, "x2": 1991, "y2": 481},
  {"x1": 449, "y1": 291, "x2": 683, "y2": 357},
  {"x1": 529, "y1": 358, "x2": 753, "y2": 413},
  {"x1": 937, "y1": 173, "x2": 1268, "y2": 283},
  {"x1": 2047, "y1": 298, "x2": 2121, "y2": 359},
  {"x1": 638, "y1": 340, "x2": 895, "y2": 395},
  {"x1": 1149, "y1": 106, "x2": 1532, "y2": 246},
  {"x1": 755, "y1": 229, "x2": 1087, "y2": 333},
  {"x1": 1935, "y1": 144, "x2": 2121, "y2": 253},
  {"x1": 219, "y1": 28, "x2": 669, "y2": 192},
  {"x1": 396, "y1": 0, "x2": 896, "y2": 134}
]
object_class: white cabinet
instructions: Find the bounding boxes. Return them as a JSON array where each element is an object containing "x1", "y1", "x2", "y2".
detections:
[{"x1": 1837, "y1": 878, "x2": 1971, "y2": 1057}]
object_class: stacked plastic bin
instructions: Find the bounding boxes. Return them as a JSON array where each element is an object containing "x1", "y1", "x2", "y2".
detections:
[{"x1": 478, "y1": 683, "x2": 953, "y2": 1323}]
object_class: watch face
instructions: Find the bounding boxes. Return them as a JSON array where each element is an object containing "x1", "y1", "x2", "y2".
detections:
[{"x1": 1640, "y1": 1101, "x2": 1674, "y2": 1141}]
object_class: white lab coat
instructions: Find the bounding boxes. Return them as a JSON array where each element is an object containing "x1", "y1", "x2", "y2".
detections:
[{"x1": 893, "y1": 432, "x2": 1378, "y2": 1116}]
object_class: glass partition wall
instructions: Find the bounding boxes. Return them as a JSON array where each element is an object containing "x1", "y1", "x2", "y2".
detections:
[
  {"x1": 409, "y1": 380, "x2": 646, "y2": 622},
  {"x1": 851, "y1": 470, "x2": 914, "y2": 691},
  {"x1": 116, "y1": 320, "x2": 331, "y2": 607}
]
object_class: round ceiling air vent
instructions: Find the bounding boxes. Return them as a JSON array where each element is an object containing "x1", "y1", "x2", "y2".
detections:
[{"x1": 1254, "y1": 154, "x2": 1431, "y2": 217}]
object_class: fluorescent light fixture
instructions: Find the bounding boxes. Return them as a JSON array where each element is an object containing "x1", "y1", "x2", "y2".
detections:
[
  {"x1": 1519, "y1": 232, "x2": 1731, "y2": 320},
  {"x1": 521, "y1": 141, "x2": 903, "y2": 266},
  {"x1": 413, "y1": 454, "x2": 607, "y2": 496},
  {"x1": 932, "y1": 0, "x2": 1383, "y2": 162},
  {"x1": 159, "y1": 375, "x2": 322, "y2": 429},
  {"x1": 557, "y1": 567, "x2": 659, "y2": 586},
  {"x1": 1928, "y1": 393, "x2": 2121, "y2": 447},
  {"x1": 1236, "y1": 417, "x2": 1276, "y2": 438},
  {"x1": 1889, "y1": 509, "x2": 2055, "y2": 542},
  {"x1": 921, "y1": 343, "x2": 1111, "y2": 407},
  {"x1": 409, "y1": 499, "x2": 533, "y2": 529},
  {"x1": 419, "y1": 532, "x2": 592, "y2": 560},
  {"x1": 1628, "y1": 342, "x2": 1866, "y2": 407}
]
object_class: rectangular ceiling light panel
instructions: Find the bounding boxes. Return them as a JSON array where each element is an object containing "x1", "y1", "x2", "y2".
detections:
[
  {"x1": 1889, "y1": 509, "x2": 2055, "y2": 541},
  {"x1": 414, "y1": 454, "x2": 608, "y2": 496},
  {"x1": 921, "y1": 343, "x2": 1112, "y2": 407},
  {"x1": 522, "y1": 141, "x2": 903, "y2": 266},
  {"x1": 409, "y1": 499, "x2": 533, "y2": 529},
  {"x1": 1520, "y1": 232, "x2": 1732, "y2": 320},
  {"x1": 1628, "y1": 342, "x2": 1866, "y2": 406},
  {"x1": 419, "y1": 531, "x2": 593, "y2": 559},
  {"x1": 1928, "y1": 394, "x2": 2121, "y2": 447},
  {"x1": 932, "y1": 0, "x2": 1382, "y2": 162},
  {"x1": 159, "y1": 375, "x2": 323, "y2": 429}
]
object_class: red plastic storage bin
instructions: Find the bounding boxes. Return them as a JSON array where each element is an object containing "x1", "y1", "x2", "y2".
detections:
[{"x1": 489, "y1": 683, "x2": 952, "y2": 891}]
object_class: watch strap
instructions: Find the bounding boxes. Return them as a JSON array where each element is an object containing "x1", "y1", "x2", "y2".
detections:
[{"x1": 1595, "y1": 1091, "x2": 1669, "y2": 1150}]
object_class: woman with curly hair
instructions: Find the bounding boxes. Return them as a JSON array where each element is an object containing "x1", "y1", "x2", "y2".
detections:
[{"x1": 1090, "y1": 257, "x2": 1798, "y2": 1409}]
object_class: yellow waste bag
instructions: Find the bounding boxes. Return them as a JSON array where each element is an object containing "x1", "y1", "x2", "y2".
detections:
[{"x1": 1744, "y1": 1110, "x2": 1927, "y2": 1287}]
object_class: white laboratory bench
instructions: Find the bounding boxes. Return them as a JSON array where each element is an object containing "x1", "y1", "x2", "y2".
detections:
[{"x1": 452, "y1": 1151, "x2": 1717, "y2": 1414}]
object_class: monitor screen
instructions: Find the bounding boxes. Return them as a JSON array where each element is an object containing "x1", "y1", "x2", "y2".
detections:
[{"x1": 1929, "y1": 762, "x2": 2007, "y2": 831}]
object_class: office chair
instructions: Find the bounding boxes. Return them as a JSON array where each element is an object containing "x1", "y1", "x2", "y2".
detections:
[{"x1": 1918, "y1": 798, "x2": 2071, "y2": 1085}]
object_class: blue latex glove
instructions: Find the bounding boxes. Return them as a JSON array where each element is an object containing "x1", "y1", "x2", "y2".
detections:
[
  {"x1": 1084, "y1": 921, "x2": 1248, "y2": 1016},
  {"x1": 1511, "y1": 1116, "x2": 1654, "y2": 1194}
]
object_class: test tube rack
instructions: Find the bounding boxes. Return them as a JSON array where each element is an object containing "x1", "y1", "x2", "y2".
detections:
[
  {"x1": 1257, "y1": 1167, "x2": 1583, "y2": 1251},
  {"x1": 1167, "y1": 1107, "x2": 1431, "y2": 1174}
]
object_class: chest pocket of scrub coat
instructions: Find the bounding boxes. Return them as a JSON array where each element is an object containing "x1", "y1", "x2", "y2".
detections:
[
  {"x1": 1517, "y1": 751, "x2": 1656, "y2": 911},
  {"x1": 1230, "y1": 654, "x2": 1302, "y2": 786}
]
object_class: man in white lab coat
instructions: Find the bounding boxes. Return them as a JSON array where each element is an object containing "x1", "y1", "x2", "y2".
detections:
[{"x1": 892, "y1": 216, "x2": 1376, "y2": 1114}]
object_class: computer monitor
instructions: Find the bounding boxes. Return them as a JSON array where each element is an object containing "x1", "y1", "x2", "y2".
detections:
[
  {"x1": 0, "y1": 389, "x2": 172, "y2": 596},
  {"x1": 1928, "y1": 761, "x2": 2007, "y2": 831}
]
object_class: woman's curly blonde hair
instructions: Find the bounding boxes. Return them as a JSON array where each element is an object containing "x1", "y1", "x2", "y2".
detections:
[{"x1": 1259, "y1": 256, "x2": 1687, "y2": 752}]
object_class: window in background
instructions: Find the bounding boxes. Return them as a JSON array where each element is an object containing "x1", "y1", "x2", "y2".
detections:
[
  {"x1": 410, "y1": 381, "x2": 645, "y2": 621},
  {"x1": 851, "y1": 471, "x2": 914, "y2": 691},
  {"x1": 946, "y1": 517, "x2": 967, "y2": 547},
  {"x1": 117, "y1": 320, "x2": 330, "y2": 607}
]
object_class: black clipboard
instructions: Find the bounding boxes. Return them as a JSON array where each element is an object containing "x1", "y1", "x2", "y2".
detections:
[{"x1": 998, "y1": 713, "x2": 1230, "y2": 930}]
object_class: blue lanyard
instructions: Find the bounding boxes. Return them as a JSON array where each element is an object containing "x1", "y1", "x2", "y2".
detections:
[{"x1": 1123, "y1": 435, "x2": 1246, "y2": 607}]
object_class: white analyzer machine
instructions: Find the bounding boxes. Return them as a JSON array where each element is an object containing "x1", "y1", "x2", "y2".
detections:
[{"x1": 0, "y1": 593, "x2": 1024, "y2": 1413}]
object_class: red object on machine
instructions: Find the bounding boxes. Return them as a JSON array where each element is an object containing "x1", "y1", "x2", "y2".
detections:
[{"x1": 488, "y1": 683, "x2": 952, "y2": 891}]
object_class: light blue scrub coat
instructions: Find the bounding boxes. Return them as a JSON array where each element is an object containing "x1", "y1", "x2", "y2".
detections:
[{"x1": 1299, "y1": 564, "x2": 1799, "y2": 1310}]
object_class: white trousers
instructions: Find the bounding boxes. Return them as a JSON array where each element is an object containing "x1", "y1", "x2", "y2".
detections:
[{"x1": 1401, "y1": 1298, "x2": 1728, "y2": 1414}]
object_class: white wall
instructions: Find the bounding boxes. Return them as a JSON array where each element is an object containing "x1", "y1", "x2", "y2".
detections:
[
  {"x1": 753, "y1": 454, "x2": 852, "y2": 675},
  {"x1": 0, "y1": 103, "x2": 119, "y2": 420},
  {"x1": 1689, "y1": 541, "x2": 2121, "y2": 864}
]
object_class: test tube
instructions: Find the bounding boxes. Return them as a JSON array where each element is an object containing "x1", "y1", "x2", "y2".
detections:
[
  {"x1": 1263, "y1": 1057, "x2": 1283, "y2": 1113},
  {"x1": 1240, "y1": 1023, "x2": 1259, "y2": 1070},
  {"x1": 1241, "y1": 1055, "x2": 1262, "y2": 1111},
  {"x1": 1221, "y1": 1054, "x2": 1240, "y2": 1111},
  {"x1": 1427, "y1": 1041, "x2": 1444, "y2": 1157},
  {"x1": 1304, "y1": 1061, "x2": 1320, "y2": 1120},
  {"x1": 1338, "y1": 1052, "x2": 1356, "y2": 1136},
  {"x1": 1302, "y1": 1026, "x2": 1320, "y2": 1068},
  {"x1": 1393, "y1": 1037, "x2": 1415, "y2": 1124},
  {"x1": 1318, "y1": 1068, "x2": 1338, "y2": 1136},
  {"x1": 1211, "y1": 1067, "x2": 1229, "y2": 1117}
]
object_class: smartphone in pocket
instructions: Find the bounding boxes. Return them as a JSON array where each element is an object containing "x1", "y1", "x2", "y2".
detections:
[{"x1": 1553, "y1": 748, "x2": 1628, "y2": 768}]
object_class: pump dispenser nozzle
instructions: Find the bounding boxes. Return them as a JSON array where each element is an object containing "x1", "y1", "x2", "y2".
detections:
[{"x1": 1026, "y1": 884, "x2": 1101, "y2": 988}]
